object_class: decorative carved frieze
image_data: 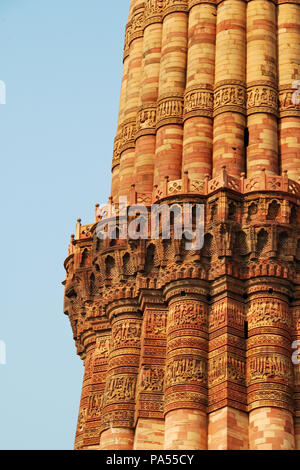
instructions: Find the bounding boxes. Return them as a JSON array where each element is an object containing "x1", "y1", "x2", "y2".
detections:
[
  {"x1": 104, "y1": 374, "x2": 137, "y2": 405},
  {"x1": 95, "y1": 336, "x2": 110, "y2": 359},
  {"x1": 145, "y1": 310, "x2": 167, "y2": 337},
  {"x1": 101, "y1": 409, "x2": 134, "y2": 430},
  {"x1": 214, "y1": 83, "x2": 246, "y2": 117},
  {"x1": 112, "y1": 135, "x2": 122, "y2": 169},
  {"x1": 209, "y1": 354, "x2": 246, "y2": 386},
  {"x1": 168, "y1": 300, "x2": 208, "y2": 331},
  {"x1": 120, "y1": 120, "x2": 137, "y2": 152},
  {"x1": 144, "y1": 0, "x2": 163, "y2": 27},
  {"x1": 209, "y1": 299, "x2": 245, "y2": 332},
  {"x1": 247, "y1": 298, "x2": 292, "y2": 330},
  {"x1": 184, "y1": 87, "x2": 214, "y2": 119},
  {"x1": 140, "y1": 366, "x2": 165, "y2": 392},
  {"x1": 136, "y1": 105, "x2": 157, "y2": 138},
  {"x1": 247, "y1": 84, "x2": 278, "y2": 117},
  {"x1": 279, "y1": 88, "x2": 300, "y2": 118},
  {"x1": 124, "y1": 8, "x2": 145, "y2": 58},
  {"x1": 156, "y1": 96, "x2": 184, "y2": 128},
  {"x1": 247, "y1": 354, "x2": 293, "y2": 386},
  {"x1": 111, "y1": 320, "x2": 142, "y2": 349},
  {"x1": 166, "y1": 357, "x2": 207, "y2": 386},
  {"x1": 87, "y1": 392, "x2": 103, "y2": 418}
]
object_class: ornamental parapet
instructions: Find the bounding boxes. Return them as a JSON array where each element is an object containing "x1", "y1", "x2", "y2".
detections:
[{"x1": 153, "y1": 168, "x2": 300, "y2": 202}]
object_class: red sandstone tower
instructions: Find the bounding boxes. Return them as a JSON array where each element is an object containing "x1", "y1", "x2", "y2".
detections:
[{"x1": 63, "y1": 0, "x2": 300, "y2": 450}]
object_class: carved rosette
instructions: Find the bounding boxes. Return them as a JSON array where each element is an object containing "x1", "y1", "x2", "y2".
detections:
[
  {"x1": 162, "y1": 0, "x2": 188, "y2": 18},
  {"x1": 214, "y1": 81, "x2": 246, "y2": 117},
  {"x1": 279, "y1": 87, "x2": 300, "y2": 118},
  {"x1": 156, "y1": 95, "x2": 184, "y2": 128},
  {"x1": 164, "y1": 285, "x2": 209, "y2": 413},
  {"x1": 247, "y1": 83, "x2": 278, "y2": 117},
  {"x1": 136, "y1": 104, "x2": 157, "y2": 138},
  {"x1": 247, "y1": 291, "x2": 294, "y2": 412},
  {"x1": 183, "y1": 87, "x2": 214, "y2": 120},
  {"x1": 101, "y1": 304, "x2": 142, "y2": 431}
]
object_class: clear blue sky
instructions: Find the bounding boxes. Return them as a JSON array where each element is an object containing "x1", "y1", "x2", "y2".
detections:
[{"x1": 0, "y1": 0, "x2": 129, "y2": 450}]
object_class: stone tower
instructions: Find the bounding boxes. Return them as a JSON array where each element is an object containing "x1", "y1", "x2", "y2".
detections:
[{"x1": 63, "y1": 0, "x2": 300, "y2": 450}]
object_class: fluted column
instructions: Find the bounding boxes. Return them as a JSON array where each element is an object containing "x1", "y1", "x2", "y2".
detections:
[
  {"x1": 292, "y1": 290, "x2": 300, "y2": 450},
  {"x1": 118, "y1": 1, "x2": 144, "y2": 198},
  {"x1": 134, "y1": 1, "x2": 163, "y2": 194},
  {"x1": 163, "y1": 282, "x2": 208, "y2": 450},
  {"x1": 278, "y1": 1, "x2": 300, "y2": 183},
  {"x1": 74, "y1": 347, "x2": 95, "y2": 450},
  {"x1": 134, "y1": 291, "x2": 167, "y2": 450},
  {"x1": 82, "y1": 332, "x2": 110, "y2": 450},
  {"x1": 247, "y1": 282, "x2": 295, "y2": 450},
  {"x1": 213, "y1": 0, "x2": 247, "y2": 177},
  {"x1": 100, "y1": 301, "x2": 142, "y2": 450},
  {"x1": 182, "y1": 1, "x2": 216, "y2": 181},
  {"x1": 154, "y1": 1, "x2": 188, "y2": 187},
  {"x1": 208, "y1": 293, "x2": 248, "y2": 450},
  {"x1": 112, "y1": 58, "x2": 129, "y2": 202},
  {"x1": 246, "y1": 0, "x2": 278, "y2": 177}
]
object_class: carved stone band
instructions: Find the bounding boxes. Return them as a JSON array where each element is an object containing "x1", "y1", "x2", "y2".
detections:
[
  {"x1": 136, "y1": 105, "x2": 157, "y2": 138},
  {"x1": 112, "y1": 135, "x2": 122, "y2": 169},
  {"x1": 247, "y1": 85, "x2": 278, "y2": 117},
  {"x1": 162, "y1": 0, "x2": 188, "y2": 18},
  {"x1": 120, "y1": 120, "x2": 137, "y2": 153},
  {"x1": 184, "y1": 88, "x2": 214, "y2": 120},
  {"x1": 279, "y1": 88, "x2": 300, "y2": 118},
  {"x1": 144, "y1": 0, "x2": 163, "y2": 27},
  {"x1": 214, "y1": 84, "x2": 246, "y2": 117},
  {"x1": 123, "y1": 9, "x2": 145, "y2": 59},
  {"x1": 156, "y1": 96, "x2": 184, "y2": 128}
]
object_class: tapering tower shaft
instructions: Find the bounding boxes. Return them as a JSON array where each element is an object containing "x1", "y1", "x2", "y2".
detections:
[{"x1": 64, "y1": 0, "x2": 300, "y2": 451}]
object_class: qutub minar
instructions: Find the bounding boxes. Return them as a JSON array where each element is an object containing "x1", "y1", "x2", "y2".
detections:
[{"x1": 63, "y1": 0, "x2": 300, "y2": 450}]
